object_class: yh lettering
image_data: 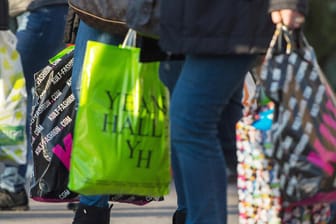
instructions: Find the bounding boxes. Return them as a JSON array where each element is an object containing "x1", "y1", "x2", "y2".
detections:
[{"x1": 127, "y1": 140, "x2": 153, "y2": 168}]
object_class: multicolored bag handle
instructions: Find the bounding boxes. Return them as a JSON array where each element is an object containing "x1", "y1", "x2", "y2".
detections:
[{"x1": 265, "y1": 25, "x2": 300, "y2": 60}]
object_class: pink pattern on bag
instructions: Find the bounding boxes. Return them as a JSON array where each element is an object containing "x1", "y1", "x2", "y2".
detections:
[
  {"x1": 52, "y1": 133, "x2": 73, "y2": 170},
  {"x1": 319, "y1": 123, "x2": 336, "y2": 146},
  {"x1": 285, "y1": 191, "x2": 336, "y2": 210},
  {"x1": 326, "y1": 99, "x2": 336, "y2": 114},
  {"x1": 309, "y1": 138, "x2": 336, "y2": 176},
  {"x1": 322, "y1": 114, "x2": 336, "y2": 131}
]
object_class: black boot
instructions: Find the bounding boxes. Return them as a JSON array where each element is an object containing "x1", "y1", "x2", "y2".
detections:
[
  {"x1": 67, "y1": 202, "x2": 80, "y2": 211},
  {"x1": 172, "y1": 209, "x2": 186, "y2": 224},
  {"x1": 72, "y1": 203, "x2": 112, "y2": 224},
  {"x1": 0, "y1": 188, "x2": 29, "y2": 211}
]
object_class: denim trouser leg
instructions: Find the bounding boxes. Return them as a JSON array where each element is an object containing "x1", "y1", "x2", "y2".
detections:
[
  {"x1": 71, "y1": 21, "x2": 123, "y2": 208},
  {"x1": 159, "y1": 59, "x2": 243, "y2": 214},
  {"x1": 0, "y1": 5, "x2": 68, "y2": 193},
  {"x1": 170, "y1": 55, "x2": 255, "y2": 224}
]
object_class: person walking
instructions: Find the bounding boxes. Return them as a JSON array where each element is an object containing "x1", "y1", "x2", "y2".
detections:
[
  {"x1": 157, "y1": 1, "x2": 308, "y2": 223},
  {"x1": 0, "y1": 0, "x2": 68, "y2": 211}
]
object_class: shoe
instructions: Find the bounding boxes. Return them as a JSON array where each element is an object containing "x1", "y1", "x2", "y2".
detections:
[
  {"x1": 227, "y1": 167, "x2": 238, "y2": 185},
  {"x1": 0, "y1": 188, "x2": 29, "y2": 211},
  {"x1": 67, "y1": 202, "x2": 79, "y2": 211},
  {"x1": 172, "y1": 209, "x2": 186, "y2": 224},
  {"x1": 72, "y1": 203, "x2": 112, "y2": 224}
]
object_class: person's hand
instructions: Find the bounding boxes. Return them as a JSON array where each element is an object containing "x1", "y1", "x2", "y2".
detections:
[{"x1": 271, "y1": 9, "x2": 305, "y2": 29}]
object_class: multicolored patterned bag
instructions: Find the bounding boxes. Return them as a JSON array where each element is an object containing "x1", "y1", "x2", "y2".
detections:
[{"x1": 236, "y1": 85, "x2": 334, "y2": 223}]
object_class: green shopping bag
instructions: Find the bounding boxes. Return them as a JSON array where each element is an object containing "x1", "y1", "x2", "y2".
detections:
[{"x1": 68, "y1": 38, "x2": 171, "y2": 197}]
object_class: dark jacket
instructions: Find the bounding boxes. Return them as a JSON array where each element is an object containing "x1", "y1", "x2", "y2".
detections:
[
  {"x1": 28, "y1": 0, "x2": 67, "y2": 11},
  {"x1": 0, "y1": 0, "x2": 9, "y2": 30},
  {"x1": 159, "y1": 0, "x2": 308, "y2": 55}
]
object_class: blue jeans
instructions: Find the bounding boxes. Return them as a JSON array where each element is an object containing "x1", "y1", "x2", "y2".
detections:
[
  {"x1": 168, "y1": 55, "x2": 255, "y2": 224},
  {"x1": 0, "y1": 5, "x2": 68, "y2": 193},
  {"x1": 159, "y1": 60, "x2": 243, "y2": 213},
  {"x1": 71, "y1": 21, "x2": 123, "y2": 208}
]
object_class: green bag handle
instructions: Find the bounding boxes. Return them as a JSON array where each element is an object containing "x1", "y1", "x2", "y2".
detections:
[{"x1": 48, "y1": 45, "x2": 75, "y2": 63}]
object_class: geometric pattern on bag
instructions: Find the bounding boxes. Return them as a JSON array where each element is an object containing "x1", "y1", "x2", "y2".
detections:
[{"x1": 260, "y1": 26, "x2": 336, "y2": 206}]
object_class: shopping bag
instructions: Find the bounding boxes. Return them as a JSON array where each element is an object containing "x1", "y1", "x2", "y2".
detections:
[
  {"x1": 260, "y1": 25, "x2": 336, "y2": 207},
  {"x1": 236, "y1": 73, "x2": 281, "y2": 223},
  {"x1": 0, "y1": 30, "x2": 27, "y2": 165},
  {"x1": 237, "y1": 75, "x2": 333, "y2": 223},
  {"x1": 68, "y1": 33, "x2": 171, "y2": 197},
  {"x1": 237, "y1": 103, "x2": 282, "y2": 224},
  {"x1": 30, "y1": 46, "x2": 78, "y2": 201},
  {"x1": 237, "y1": 102, "x2": 333, "y2": 224}
]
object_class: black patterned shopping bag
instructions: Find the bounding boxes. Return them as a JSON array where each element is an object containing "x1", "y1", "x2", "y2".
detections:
[{"x1": 260, "y1": 25, "x2": 336, "y2": 207}]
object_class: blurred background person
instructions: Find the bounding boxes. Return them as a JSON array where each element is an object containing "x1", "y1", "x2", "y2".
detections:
[{"x1": 0, "y1": 0, "x2": 68, "y2": 211}]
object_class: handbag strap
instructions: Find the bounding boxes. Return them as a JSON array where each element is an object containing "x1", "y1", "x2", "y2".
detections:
[{"x1": 121, "y1": 29, "x2": 137, "y2": 48}]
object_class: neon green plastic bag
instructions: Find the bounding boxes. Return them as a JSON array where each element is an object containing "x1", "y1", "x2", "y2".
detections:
[{"x1": 68, "y1": 40, "x2": 171, "y2": 197}]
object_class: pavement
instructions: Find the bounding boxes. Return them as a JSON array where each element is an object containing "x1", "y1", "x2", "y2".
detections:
[{"x1": 0, "y1": 183, "x2": 239, "y2": 224}]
